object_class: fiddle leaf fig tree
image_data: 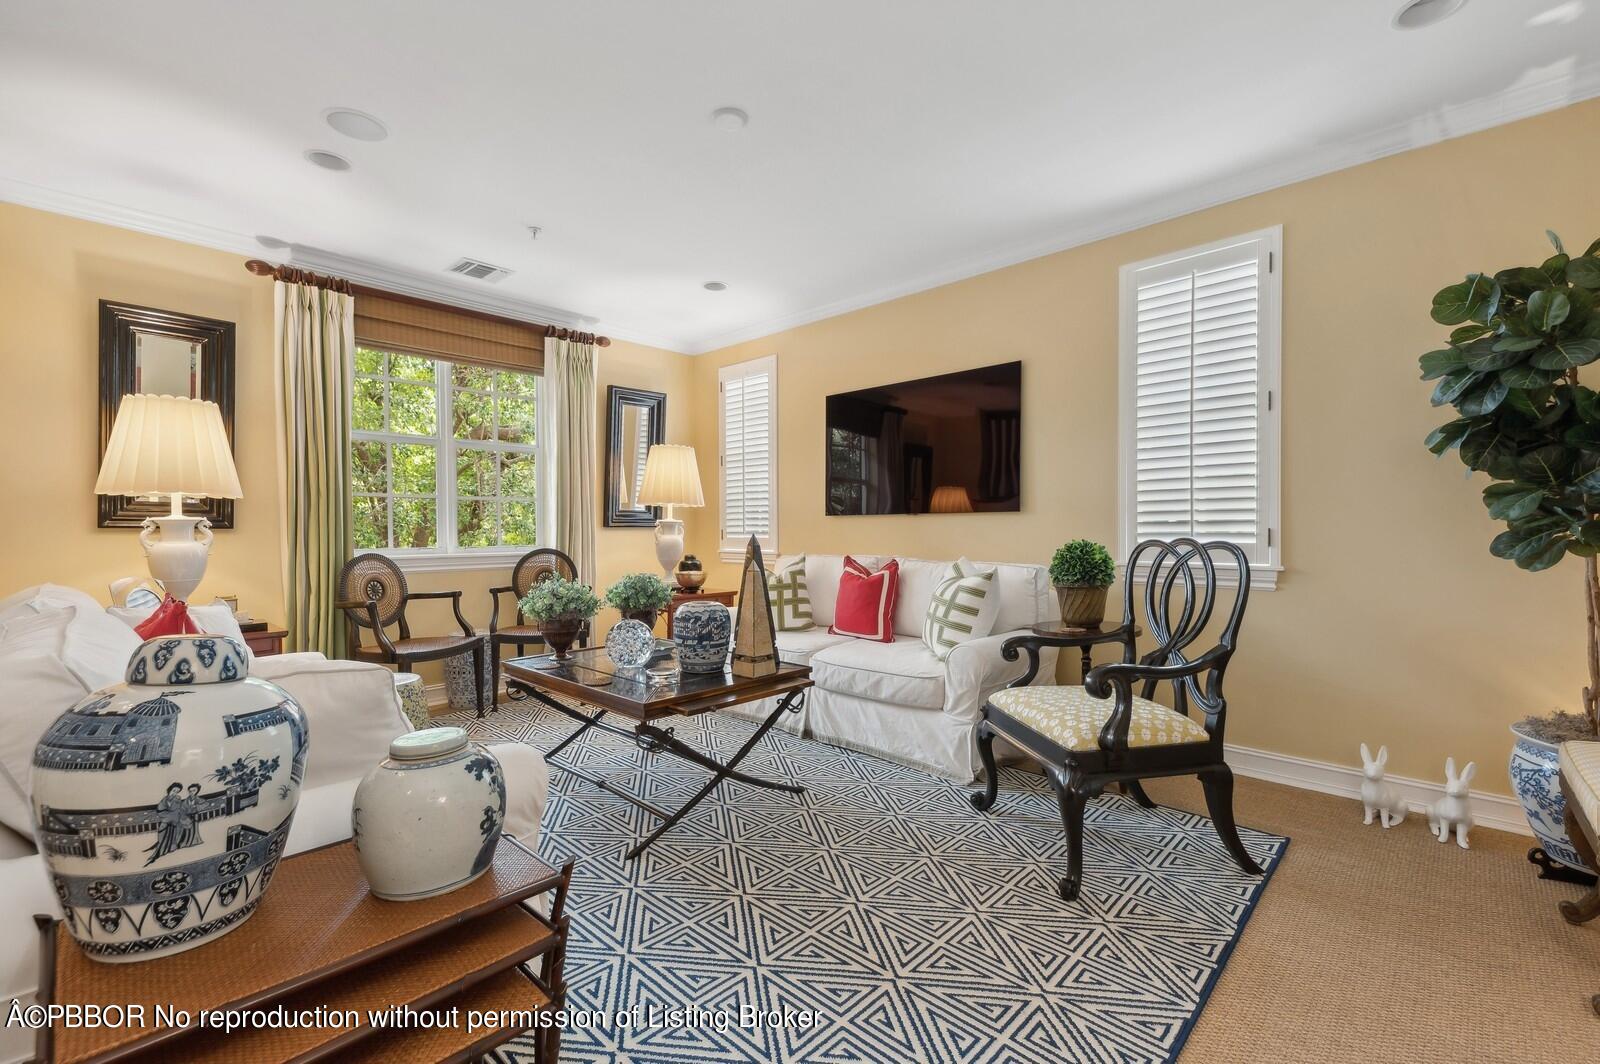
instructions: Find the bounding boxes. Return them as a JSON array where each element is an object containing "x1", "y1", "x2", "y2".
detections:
[{"x1": 1421, "y1": 231, "x2": 1600, "y2": 735}]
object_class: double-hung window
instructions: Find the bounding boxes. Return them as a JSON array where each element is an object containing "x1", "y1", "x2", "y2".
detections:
[
  {"x1": 352, "y1": 346, "x2": 541, "y2": 566},
  {"x1": 719, "y1": 355, "x2": 778, "y2": 559},
  {"x1": 1118, "y1": 226, "x2": 1281, "y2": 587}
]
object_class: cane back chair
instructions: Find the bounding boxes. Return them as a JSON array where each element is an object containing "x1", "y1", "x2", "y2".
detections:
[
  {"x1": 336, "y1": 552, "x2": 485, "y2": 718},
  {"x1": 488, "y1": 547, "x2": 585, "y2": 704},
  {"x1": 971, "y1": 538, "x2": 1262, "y2": 901}
]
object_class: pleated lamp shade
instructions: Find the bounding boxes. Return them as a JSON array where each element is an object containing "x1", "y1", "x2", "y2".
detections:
[
  {"x1": 638, "y1": 444, "x2": 704, "y2": 508},
  {"x1": 95, "y1": 394, "x2": 243, "y2": 499},
  {"x1": 928, "y1": 485, "x2": 975, "y2": 513}
]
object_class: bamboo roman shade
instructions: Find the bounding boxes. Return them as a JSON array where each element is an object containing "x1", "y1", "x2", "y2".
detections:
[{"x1": 354, "y1": 292, "x2": 544, "y2": 374}]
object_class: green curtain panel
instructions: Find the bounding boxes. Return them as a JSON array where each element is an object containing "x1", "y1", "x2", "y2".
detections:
[
  {"x1": 545, "y1": 336, "x2": 597, "y2": 585},
  {"x1": 274, "y1": 281, "x2": 355, "y2": 656}
]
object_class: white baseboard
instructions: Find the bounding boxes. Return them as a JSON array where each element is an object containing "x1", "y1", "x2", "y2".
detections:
[{"x1": 1224, "y1": 743, "x2": 1530, "y2": 837}]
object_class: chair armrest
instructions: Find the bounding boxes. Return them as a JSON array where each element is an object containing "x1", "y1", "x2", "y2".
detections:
[
  {"x1": 1000, "y1": 622, "x2": 1135, "y2": 687},
  {"x1": 488, "y1": 586, "x2": 518, "y2": 634},
  {"x1": 1083, "y1": 648, "x2": 1228, "y2": 754},
  {"x1": 334, "y1": 598, "x2": 397, "y2": 659},
  {"x1": 405, "y1": 590, "x2": 475, "y2": 637}
]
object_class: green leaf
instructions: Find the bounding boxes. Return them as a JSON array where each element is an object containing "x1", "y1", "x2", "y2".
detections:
[
  {"x1": 1541, "y1": 254, "x2": 1570, "y2": 285},
  {"x1": 1568, "y1": 257, "x2": 1600, "y2": 290},
  {"x1": 1459, "y1": 424, "x2": 1514, "y2": 472},
  {"x1": 1518, "y1": 536, "x2": 1568, "y2": 571},
  {"x1": 1501, "y1": 363, "x2": 1562, "y2": 388},
  {"x1": 1424, "y1": 417, "x2": 1477, "y2": 454},
  {"x1": 1531, "y1": 338, "x2": 1600, "y2": 370},
  {"x1": 1461, "y1": 339, "x2": 1523, "y2": 372},
  {"x1": 1450, "y1": 324, "x2": 1491, "y2": 343},
  {"x1": 1528, "y1": 289, "x2": 1572, "y2": 331},
  {"x1": 1431, "y1": 274, "x2": 1494, "y2": 325},
  {"x1": 1549, "y1": 230, "x2": 1567, "y2": 254},
  {"x1": 1495, "y1": 267, "x2": 1548, "y2": 298},
  {"x1": 1492, "y1": 335, "x2": 1545, "y2": 353},
  {"x1": 1430, "y1": 368, "x2": 1478, "y2": 406},
  {"x1": 1518, "y1": 444, "x2": 1572, "y2": 484},
  {"x1": 1483, "y1": 482, "x2": 1544, "y2": 520},
  {"x1": 1457, "y1": 377, "x2": 1510, "y2": 416},
  {"x1": 1419, "y1": 347, "x2": 1467, "y2": 380},
  {"x1": 1579, "y1": 520, "x2": 1600, "y2": 546},
  {"x1": 1574, "y1": 386, "x2": 1600, "y2": 422},
  {"x1": 1575, "y1": 466, "x2": 1600, "y2": 494}
]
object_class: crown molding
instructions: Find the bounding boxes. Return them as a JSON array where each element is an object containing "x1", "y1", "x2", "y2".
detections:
[
  {"x1": 680, "y1": 61, "x2": 1600, "y2": 355},
  {"x1": 0, "y1": 176, "x2": 692, "y2": 354}
]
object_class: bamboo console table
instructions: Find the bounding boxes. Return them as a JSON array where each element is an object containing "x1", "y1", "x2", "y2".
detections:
[{"x1": 34, "y1": 836, "x2": 572, "y2": 1064}]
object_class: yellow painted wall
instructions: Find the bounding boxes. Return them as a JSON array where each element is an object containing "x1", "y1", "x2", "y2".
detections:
[
  {"x1": 0, "y1": 202, "x2": 693, "y2": 692},
  {"x1": 687, "y1": 98, "x2": 1600, "y2": 796}
]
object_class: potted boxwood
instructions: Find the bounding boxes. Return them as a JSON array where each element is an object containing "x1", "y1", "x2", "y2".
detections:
[
  {"x1": 519, "y1": 576, "x2": 601, "y2": 662},
  {"x1": 1049, "y1": 539, "x2": 1116, "y2": 629},
  {"x1": 1419, "y1": 229, "x2": 1600, "y2": 875},
  {"x1": 605, "y1": 572, "x2": 673, "y2": 630}
]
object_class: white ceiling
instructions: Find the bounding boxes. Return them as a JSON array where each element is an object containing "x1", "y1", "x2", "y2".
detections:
[{"x1": 2, "y1": 1, "x2": 1597, "y2": 354}]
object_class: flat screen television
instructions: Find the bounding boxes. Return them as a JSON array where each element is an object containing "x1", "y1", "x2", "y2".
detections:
[{"x1": 825, "y1": 360, "x2": 1021, "y2": 516}]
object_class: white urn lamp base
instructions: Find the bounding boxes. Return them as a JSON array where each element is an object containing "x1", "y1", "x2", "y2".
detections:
[
  {"x1": 654, "y1": 509, "x2": 686, "y2": 581},
  {"x1": 140, "y1": 493, "x2": 213, "y2": 602}
]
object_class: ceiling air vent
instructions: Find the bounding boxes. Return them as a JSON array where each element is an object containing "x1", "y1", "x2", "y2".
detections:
[{"x1": 445, "y1": 258, "x2": 514, "y2": 283}]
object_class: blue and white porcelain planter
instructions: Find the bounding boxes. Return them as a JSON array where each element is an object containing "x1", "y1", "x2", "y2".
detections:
[
  {"x1": 31, "y1": 636, "x2": 308, "y2": 963},
  {"x1": 1508, "y1": 724, "x2": 1593, "y2": 873},
  {"x1": 351, "y1": 727, "x2": 506, "y2": 901},
  {"x1": 673, "y1": 600, "x2": 731, "y2": 673}
]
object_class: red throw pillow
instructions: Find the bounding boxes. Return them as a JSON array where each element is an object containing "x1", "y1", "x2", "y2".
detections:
[{"x1": 829, "y1": 557, "x2": 899, "y2": 642}]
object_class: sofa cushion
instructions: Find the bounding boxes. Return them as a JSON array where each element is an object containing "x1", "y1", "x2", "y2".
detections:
[
  {"x1": 810, "y1": 637, "x2": 946, "y2": 711},
  {"x1": 1560, "y1": 740, "x2": 1600, "y2": 838},
  {"x1": 990, "y1": 685, "x2": 1209, "y2": 752},
  {"x1": 0, "y1": 586, "x2": 138, "y2": 691},
  {"x1": 773, "y1": 628, "x2": 853, "y2": 664},
  {"x1": 0, "y1": 610, "x2": 92, "y2": 837},
  {"x1": 923, "y1": 559, "x2": 1000, "y2": 661},
  {"x1": 766, "y1": 556, "x2": 815, "y2": 631},
  {"x1": 830, "y1": 556, "x2": 899, "y2": 642},
  {"x1": 891, "y1": 557, "x2": 950, "y2": 637}
]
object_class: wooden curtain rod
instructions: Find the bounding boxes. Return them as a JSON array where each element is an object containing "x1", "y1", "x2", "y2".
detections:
[{"x1": 243, "y1": 259, "x2": 611, "y2": 346}]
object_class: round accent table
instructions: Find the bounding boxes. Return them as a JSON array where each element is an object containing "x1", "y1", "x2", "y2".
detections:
[
  {"x1": 1029, "y1": 621, "x2": 1142, "y2": 679},
  {"x1": 392, "y1": 671, "x2": 432, "y2": 731}
]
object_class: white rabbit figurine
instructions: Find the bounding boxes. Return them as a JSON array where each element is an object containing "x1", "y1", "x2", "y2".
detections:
[
  {"x1": 1427, "y1": 758, "x2": 1475, "y2": 848},
  {"x1": 1359, "y1": 744, "x2": 1408, "y2": 828}
]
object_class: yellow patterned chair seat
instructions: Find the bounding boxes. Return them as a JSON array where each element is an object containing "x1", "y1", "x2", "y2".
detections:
[{"x1": 989, "y1": 685, "x2": 1209, "y2": 752}]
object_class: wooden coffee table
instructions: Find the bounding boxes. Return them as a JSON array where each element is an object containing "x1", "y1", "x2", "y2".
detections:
[
  {"x1": 504, "y1": 644, "x2": 812, "y2": 859},
  {"x1": 35, "y1": 836, "x2": 573, "y2": 1064}
]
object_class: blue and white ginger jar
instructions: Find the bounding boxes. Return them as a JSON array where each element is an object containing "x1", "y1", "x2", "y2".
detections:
[
  {"x1": 31, "y1": 636, "x2": 308, "y2": 962},
  {"x1": 673, "y1": 600, "x2": 731, "y2": 674}
]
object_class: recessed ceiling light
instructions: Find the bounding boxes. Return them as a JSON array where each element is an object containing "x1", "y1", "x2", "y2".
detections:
[
  {"x1": 324, "y1": 108, "x2": 388, "y2": 142},
  {"x1": 1393, "y1": 0, "x2": 1467, "y2": 29},
  {"x1": 304, "y1": 149, "x2": 352, "y2": 172},
  {"x1": 703, "y1": 281, "x2": 728, "y2": 292},
  {"x1": 710, "y1": 107, "x2": 749, "y2": 132}
]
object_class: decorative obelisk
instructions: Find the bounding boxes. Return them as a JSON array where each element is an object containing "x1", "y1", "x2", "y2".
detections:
[{"x1": 731, "y1": 535, "x2": 778, "y2": 678}]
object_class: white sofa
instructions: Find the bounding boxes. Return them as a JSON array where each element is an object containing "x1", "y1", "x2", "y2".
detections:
[
  {"x1": 0, "y1": 585, "x2": 549, "y2": 1064},
  {"x1": 727, "y1": 555, "x2": 1058, "y2": 781}
]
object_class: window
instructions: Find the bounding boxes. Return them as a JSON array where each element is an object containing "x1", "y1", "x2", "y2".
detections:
[
  {"x1": 353, "y1": 345, "x2": 541, "y2": 564},
  {"x1": 719, "y1": 355, "x2": 777, "y2": 558},
  {"x1": 827, "y1": 426, "x2": 869, "y2": 514},
  {"x1": 1118, "y1": 226, "x2": 1281, "y2": 587}
]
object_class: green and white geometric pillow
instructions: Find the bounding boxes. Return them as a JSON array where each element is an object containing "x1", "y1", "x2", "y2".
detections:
[
  {"x1": 765, "y1": 556, "x2": 815, "y2": 632},
  {"x1": 922, "y1": 557, "x2": 999, "y2": 660}
]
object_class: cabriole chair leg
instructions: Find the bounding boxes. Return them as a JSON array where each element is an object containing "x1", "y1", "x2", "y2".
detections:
[
  {"x1": 1048, "y1": 771, "x2": 1088, "y2": 902},
  {"x1": 1200, "y1": 765, "x2": 1261, "y2": 875},
  {"x1": 970, "y1": 719, "x2": 1000, "y2": 812}
]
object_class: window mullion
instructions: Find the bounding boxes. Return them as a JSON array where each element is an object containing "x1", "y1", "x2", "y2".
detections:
[{"x1": 437, "y1": 360, "x2": 454, "y2": 553}]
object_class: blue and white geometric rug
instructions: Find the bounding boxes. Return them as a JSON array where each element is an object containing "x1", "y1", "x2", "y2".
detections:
[{"x1": 456, "y1": 699, "x2": 1288, "y2": 1064}]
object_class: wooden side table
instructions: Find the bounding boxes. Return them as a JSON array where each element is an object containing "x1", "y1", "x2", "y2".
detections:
[
  {"x1": 36, "y1": 836, "x2": 572, "y2": 1064},
  {"x1": 239, "y1": 622, "x2": 288, "y2": 657},
  {"x1": 1029, "y1": 621, "x2": 1140, "y2": 678},
  {"x1": 666, "y1": 588, "x2": 736, "y2": 637}
]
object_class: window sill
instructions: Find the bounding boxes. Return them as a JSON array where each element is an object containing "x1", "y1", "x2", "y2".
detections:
[
  {"x1": 1118, "y1": 562, "x2": 1281, "y2": 591},
  {"x1": 378, "y1": 549, "x2": 529, "y2": 574}
]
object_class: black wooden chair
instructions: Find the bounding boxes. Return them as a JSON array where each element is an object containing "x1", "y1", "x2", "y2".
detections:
[
  {"x1": 971, "y1": 537, "x2": 1262, "y2": 901},
  {"x1": 488, "y1": 547, "x2": 586, "y2": 705},
  {"x1": 335, "y1": 553, "x2": 486, "y2": 718}
]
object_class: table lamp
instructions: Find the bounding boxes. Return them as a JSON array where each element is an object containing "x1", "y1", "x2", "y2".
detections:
[
  {"x1": 929, "y1": 485, "x2": 975, "y2": 513},
  {"x1": 637, "y1": 444, "x2": 704, "y2": 579},
  {"x1": 94, "y1": 394, "x2": 243, "y2": 604}
]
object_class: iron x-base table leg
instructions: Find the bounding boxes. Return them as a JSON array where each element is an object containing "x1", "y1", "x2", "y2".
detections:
[{"x1": 510, "y1": 683, "x2": 806, "y2": 859}]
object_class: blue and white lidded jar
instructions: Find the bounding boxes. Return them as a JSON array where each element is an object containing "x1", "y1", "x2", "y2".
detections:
[
  {"x1": 673, "y1": 600, "x2": 731, "y2": 674},
  {"x1": 31, "y1": 636, "x2": 308, "y2": 962},
  {"x1": 352, "y1": 728, "x2": 506, "y2": 901}
]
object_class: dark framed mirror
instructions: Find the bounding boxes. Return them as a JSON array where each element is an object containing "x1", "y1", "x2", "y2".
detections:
[
  {"x1": 605, "y1": 385, "x2": 666, "y2": 527},
  {"x1": 98, "y1": 300, "x2": 237, "y2": 528}
]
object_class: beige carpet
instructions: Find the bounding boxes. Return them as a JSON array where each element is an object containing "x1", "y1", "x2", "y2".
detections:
[{"x1": 1128, "y1": 774, "x2": 1600, "y2": 1062}]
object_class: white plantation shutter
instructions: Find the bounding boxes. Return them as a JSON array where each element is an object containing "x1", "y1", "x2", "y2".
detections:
[
  {"x1": 1119, "y1": 228, "x2": 1281, "y2": 585},
  {"x1": 719, "y1": 355, "x2": 778, "y2": 555}
]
